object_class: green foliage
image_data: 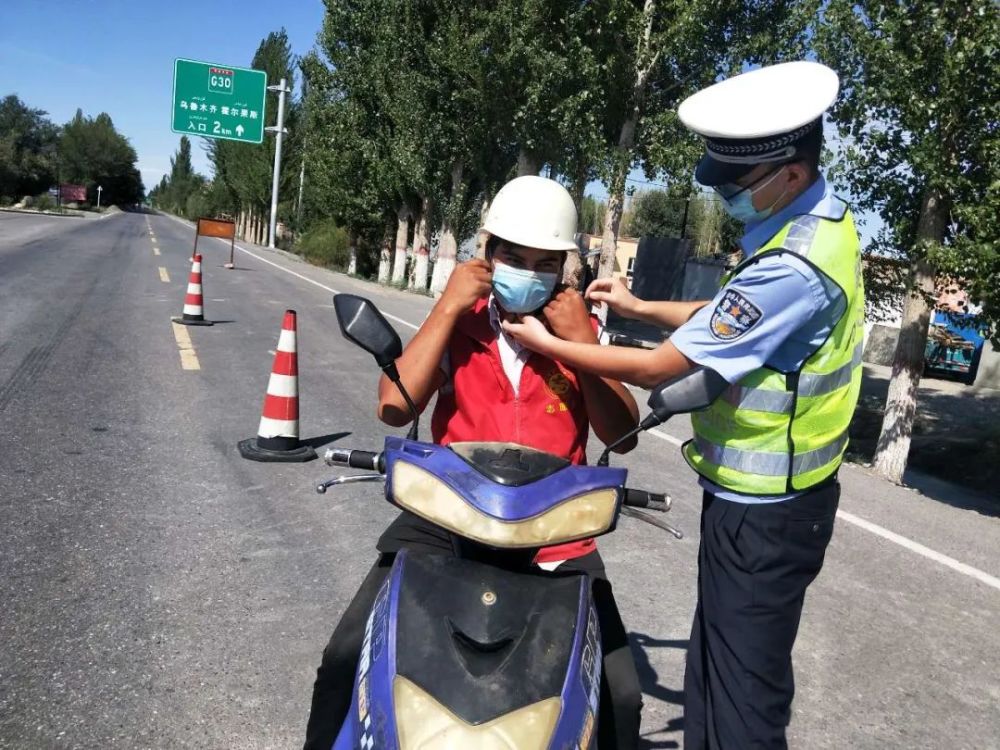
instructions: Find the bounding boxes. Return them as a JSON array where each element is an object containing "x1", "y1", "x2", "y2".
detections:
[
  {"x1": 297, "y1": 219, "x2": 351, "y2": 269},
  {"x1": 621, "y1": 187, "x2": 688, "y2": 239},
  {"x1": 688, "y1": 193, "x2": 743, "y2": 258},
  {"x1": 59, "y1": 109, "x2": 144, "y2": 205},
  {"x1": 148, "y1": 136, "x2": 205, "y2": 217},
  {"x1": 817, "y1": 0, "x2": 1000, "y2": 342},
  {"x1": 0, "y1": 95, "x2": 59, "y2": 199},
  {"x1": 579, "y1": 195, "x2": 606, "y2": 236}
]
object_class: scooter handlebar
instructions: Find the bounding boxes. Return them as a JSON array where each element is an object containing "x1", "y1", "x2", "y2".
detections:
[
  {"x1": 324, "y1": 448, "x2": 385, "y2": 473},
  {"x1": 623, "y1": 488, "x2": 671, "y2": 512}
]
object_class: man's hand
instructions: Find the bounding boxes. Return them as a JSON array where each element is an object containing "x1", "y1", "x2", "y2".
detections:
[
  {"x1": 440, "y1": 259, "x2": 492, "y2": 316},
  {"x1": 586, "y1": 277, "x2": 641, "y2": 319},
  {"x1": 543, "y1": 287, "x2": 598, "y2": 344},
  {"x1": 501, "y1": 315, "x2": 555, "y2": 354}
]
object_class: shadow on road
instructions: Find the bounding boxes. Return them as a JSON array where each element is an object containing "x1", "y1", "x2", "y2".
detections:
[
  {"x1": 630, "y1": 632, "x2": 687, "y2": 749},
  {"x1": 302, "y1": 431, "x2": 352, "y2": 449}
]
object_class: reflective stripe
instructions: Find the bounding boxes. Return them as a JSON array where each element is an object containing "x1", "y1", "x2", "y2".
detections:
[
  {"x1": 782, "y1": 215, "x2": 821, "y2": 257},
  {"x1": 723, "y1": 384, "x2": 794, "y2": 414},
  {"x1": 694, "y1": 430, "x2": 849, "y2": 477},
  {"x1": 799, "y1": 341, "x2": 864, "y2": 397}
]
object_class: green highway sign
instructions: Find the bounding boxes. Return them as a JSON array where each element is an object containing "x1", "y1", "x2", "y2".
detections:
[{"x1": 171, "y1": 58, "x2": 267, "y2": 144}]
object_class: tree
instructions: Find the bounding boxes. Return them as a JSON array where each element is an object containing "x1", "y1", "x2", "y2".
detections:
[
  {"x1": 0, "y1": 95, "x2": 59, "y2": 201},
  {"x1": 148, "y1": 136, "x2": 204, "y2": 217},
  {"x1": 58, "y1": 109, "x2": 144, "y2": 206},
  {"x1": 596, "y1": 0, "x2": 818, "y2": 279},
  {"x1": 579, "y1": 195, "x2": 606, "y2": 236},
  {"x1": 621, "y1": 186, "x2": 688, "y2": 239},
  {"x1": 818, "y1": 0, "x2": 1000, "y2": 483}
]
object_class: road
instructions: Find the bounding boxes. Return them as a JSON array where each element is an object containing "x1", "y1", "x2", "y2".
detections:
[{"x1": 1, "y1": 210, "x2": 998, "y2": 750}]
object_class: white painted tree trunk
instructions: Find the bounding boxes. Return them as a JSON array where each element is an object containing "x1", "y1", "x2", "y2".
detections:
[
  {"x1": 347, "y1": 229, "x2": 358, "y2": 276},
  {"x1": 872, "y1": 187, "x2": 947, "y2": 483},
  {"x1": 475, "y1": 192, "x2": 491, "y2": 260},
  {"x1": 431, "y1": 161, "x2": 464, "y2": 296},
  {"x1": 411, "y1": 196, "x2": 432, "y2": 291},
  {"x1": 377, "y1": 220, "x2": 393, "y2": 283},
  {"x1": 391, "y1": 206, "x2": 410, "y2": 285}
]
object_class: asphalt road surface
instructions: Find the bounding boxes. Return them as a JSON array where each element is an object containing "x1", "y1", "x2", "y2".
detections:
[{"x1": 1, "y1": 210, "x2": 998, "y2": 749}]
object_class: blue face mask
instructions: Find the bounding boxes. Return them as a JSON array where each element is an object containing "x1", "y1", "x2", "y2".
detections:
[
  {"x1": 492, "y1": 263, "x2": 559, "y2": 313},
  {"x1": 714, "y1": 166, "x2": 788, "y2": 224}
]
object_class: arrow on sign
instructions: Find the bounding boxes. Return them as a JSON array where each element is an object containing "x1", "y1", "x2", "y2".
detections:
[{"x1": 235, "y1": 124, "x2": 245, "y2": 137}]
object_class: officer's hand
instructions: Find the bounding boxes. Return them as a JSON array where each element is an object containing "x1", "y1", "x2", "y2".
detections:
[
  {"x1": 543, "y1": 286, "x2": 598, "y2": 344},
  {"x1": 586, "y1": 277, "x2": 640, "y2": 319},
  {"x1": 440, "y1": 259, "x2": 492, "y2": 316},
  {"x1": 501, "y1": 315, "x2": 553, "y2": 353}
]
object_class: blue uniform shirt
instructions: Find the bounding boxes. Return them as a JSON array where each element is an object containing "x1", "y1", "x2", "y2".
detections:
[{"x1": 671, "y1": 176, "x2": 846, "y2": 503}]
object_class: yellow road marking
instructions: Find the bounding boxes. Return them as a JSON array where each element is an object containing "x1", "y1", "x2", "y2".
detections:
[
  {"x1": 153, "y1": 246, "x2": 161, "y2": 256},
  {"x1": 158, "y1": 266, "x2": 170, "y2": 283},
  {"x1": 171, "y1": 321, "x2": 201, "y2": 371}
]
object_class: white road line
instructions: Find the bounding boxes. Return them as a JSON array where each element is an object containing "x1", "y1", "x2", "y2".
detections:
[
  {"x1": 836, "y1": 510, "x2": 1000, "y2": 592},
  {"x1": 158, "y1": 213, "x2": 998, "y2": 592}
]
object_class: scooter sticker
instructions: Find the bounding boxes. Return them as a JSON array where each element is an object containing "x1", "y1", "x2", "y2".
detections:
[
  {"x1": 357, "y1": 578, "x2": 391, "y2": 749},
  {"x1": 579, "y1": 606, "x2": 601, "y2": 711}
]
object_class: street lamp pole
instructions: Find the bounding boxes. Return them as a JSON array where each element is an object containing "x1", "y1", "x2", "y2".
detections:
[{"x1": 266, "y1": 78, "x2": 289, "y2": 249}]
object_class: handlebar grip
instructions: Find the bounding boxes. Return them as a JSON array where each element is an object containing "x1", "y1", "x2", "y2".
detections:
[
  {"x1": 623, "y1": 488, "x2": 671, "y2": 512},
  {"x1": 324, "y1": 448, "x2": 385, "y2": 473}
]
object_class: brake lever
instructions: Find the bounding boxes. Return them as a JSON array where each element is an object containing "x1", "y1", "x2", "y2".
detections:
[
  {"x1": 620, "y1": 506, "x2": 683, "y2": 539},
  {"x1": 316, "y1": 474, "x2": 384, "y2": 494}
]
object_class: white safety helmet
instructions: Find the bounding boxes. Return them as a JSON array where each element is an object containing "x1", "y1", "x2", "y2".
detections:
[{"x1": 482, "y1": 175, "x2": 579, "y2": 252}]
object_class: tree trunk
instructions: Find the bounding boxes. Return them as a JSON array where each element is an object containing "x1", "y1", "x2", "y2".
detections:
[
  {"x1": 516, "y1": 149, "x2": 541, "y2": 177},
  {"x1": 377, "y1": 219, "x2": 393, "y2": 284},
  {"x1": 431, "y1": 160, "x2": 464, "y2": 296},
  {"x1": 475, "y1": 191, "x2": 491, "y2": 260},
  {"x1": 598, "y1": 0, "x2": 656, "y2": 280},
  {"x1": 872, "y1": 187, "x2": 948, "y2": 483},
  {"x1": 391, "y1": 205, "x2": 410, "y2": 285},
  {"x1": 347, "y1": 229, "x2": 358, "y2": 276},
  {"x1": 411, "y1": 196, "x2": 432, "y2": 291}
]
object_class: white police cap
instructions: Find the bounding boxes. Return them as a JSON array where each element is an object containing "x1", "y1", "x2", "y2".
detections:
[{"x1": 678, "y1": 61, "x2": 839, "y2": 186}]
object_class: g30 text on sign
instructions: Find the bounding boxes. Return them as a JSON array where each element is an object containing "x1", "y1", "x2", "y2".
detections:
[{"x1": 171, "y1": 58, "x2": 267, "y2": 144}]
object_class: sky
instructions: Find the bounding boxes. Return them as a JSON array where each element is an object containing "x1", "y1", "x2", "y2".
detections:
[
  {"x1": 0, "y1": 1, "x2": 878, "y2": 247},
  {"x1": 0, "y1": 0, "x2": 325, "y2": 191}
]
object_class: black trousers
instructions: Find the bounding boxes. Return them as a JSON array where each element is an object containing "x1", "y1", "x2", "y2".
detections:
[
  {"x1": 683, "y1": 481, "x2": 840, "y2": 750},
  {"x1": 303, "y1": 512, "x2": 642, "y2": 750}
]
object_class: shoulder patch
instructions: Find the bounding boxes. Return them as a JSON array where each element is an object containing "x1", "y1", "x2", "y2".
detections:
[{"x1": 709, "y1": 289, "x2": 764, "y2": 341}]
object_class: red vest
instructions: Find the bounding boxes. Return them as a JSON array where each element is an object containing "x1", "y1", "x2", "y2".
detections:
[{"x1": 431, "y1": 299, "x2": 596, "y2": 562}]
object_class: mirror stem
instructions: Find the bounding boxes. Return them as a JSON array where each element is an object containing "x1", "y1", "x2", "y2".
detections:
[
  {"x1": 597, "y1": 412, "x2": 665, "y2": 467},
  {"x1": 383, "y1": 363, "x2": 420, "y2": 441}
]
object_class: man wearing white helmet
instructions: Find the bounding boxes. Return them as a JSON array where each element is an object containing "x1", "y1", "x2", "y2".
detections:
[
  {"x1": 304, "y1": 176, "x2": 643, "y2": 750},
  {"x1": 504, "y1": 63, "x2": 864, "y2": 748}
]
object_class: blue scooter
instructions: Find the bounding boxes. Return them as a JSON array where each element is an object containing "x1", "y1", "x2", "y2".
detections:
[{"x1": 317, "y1": 294, "x2": 726, "y2": 750}]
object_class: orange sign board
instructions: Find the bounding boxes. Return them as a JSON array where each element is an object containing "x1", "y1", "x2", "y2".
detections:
[{"x1": 197, "y1": 217, "x2": 236, "y2": 239}]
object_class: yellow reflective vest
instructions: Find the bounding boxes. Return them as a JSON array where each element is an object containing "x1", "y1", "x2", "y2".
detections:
[{"x1": 683, "y1": 200, "x2": 864, "y2": 495}]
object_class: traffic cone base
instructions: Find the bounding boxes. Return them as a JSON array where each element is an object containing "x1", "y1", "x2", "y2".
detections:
[
  {"x1": 238, "y1": 437, "x2": 315, "y2": 462},
  {"x1": 239, "y1": 309, "x2": 316, "y2": 462},
  {"x1": 172, "y1": 316, "x2": 214, "y2": 326}
]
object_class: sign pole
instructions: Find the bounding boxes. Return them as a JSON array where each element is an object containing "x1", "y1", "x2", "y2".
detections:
[
  {"x1": 266, "y1": 78, "x2": 289, "y2": 249},
  {"x1": 97, "y1": 185, "x2": 103, "y2": 209}
]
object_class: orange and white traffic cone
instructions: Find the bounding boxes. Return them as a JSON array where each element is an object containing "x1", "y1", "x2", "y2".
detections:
[
  {"x1": 238, "y1": 310, "x2": 316, "y2": 462},
  {"x1": 171, "y1": 253, "x2": 214, "y2": 326}
]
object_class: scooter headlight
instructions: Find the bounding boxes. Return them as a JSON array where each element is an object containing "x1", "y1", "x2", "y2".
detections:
[
  {"x1": 390, "y1": 461, "x2": 618, "y2": 548},
  {"x1": 393, "y1": 675, "x2": 561, "y2": 749}
]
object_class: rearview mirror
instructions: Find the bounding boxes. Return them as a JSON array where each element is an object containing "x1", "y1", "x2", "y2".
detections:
[
  {"x1": 333, "y1": 294, "x2": 402, "y2": 369},
  {"x1": 647, "y1": 367, "x2": 728, "y2": 422}
]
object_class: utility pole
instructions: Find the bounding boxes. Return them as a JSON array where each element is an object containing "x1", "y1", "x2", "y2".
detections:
[{"x1": 266, "y1": 78, "x2": 290, "y2": 249}]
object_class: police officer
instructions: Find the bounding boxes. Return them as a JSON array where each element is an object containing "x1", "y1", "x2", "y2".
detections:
[{"x1": 503, "y1": 61, "x2": 864, "y2": 748}]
